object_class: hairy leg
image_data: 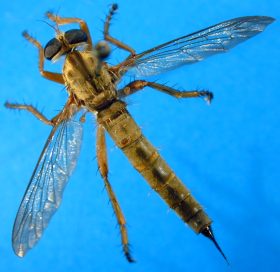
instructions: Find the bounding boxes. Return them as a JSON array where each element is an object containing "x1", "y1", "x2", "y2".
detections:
[
  {"x1": 118, "y1": 80, "x2": 213, "y2": 103},
  {"x1": 103, "y1": 4, "x2": 135, "y2": 56},
  {"x1": 22, "y1": 31, "x2": 64, "y2": 84},
  {"x1": 46, "y1": 11, "x2": 93, "y2": 49},
  {"x1": 5, "y1": 102, "x2": 54, "y2": 125},
  {"x1": 96, "y1": 124, "x2": 134, "y2": 262}
]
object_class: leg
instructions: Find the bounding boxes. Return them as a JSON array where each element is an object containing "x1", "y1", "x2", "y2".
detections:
[
  {"x1": 96, "y1": 124, "x2": 134, "y2": 262},
  {"x1": 46, "y1": 11, "x2": 93, "y2": 49},
  {"x1": 118, "y1": 80, "x2": 213, "y2": 103},
  {"x1": 5, "y1": 102, "x2": 54, "y2": 125},
  {"x1": 23, "y1": 31, "x2": 64, "y2": 84},
  {"x1": 103, "y1": 4, "x2": 135, "y2": 56}
]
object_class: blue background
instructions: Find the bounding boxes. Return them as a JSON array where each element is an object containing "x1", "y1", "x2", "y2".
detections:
[{"x1": 1, "y1": 0, "x2": 279, "y2": 271}]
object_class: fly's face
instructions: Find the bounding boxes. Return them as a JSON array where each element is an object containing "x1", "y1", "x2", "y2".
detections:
[
  {"x1": 44, "y1": 29, "x2": 89, "y2": 61},
  {"x1": 44, "y1": 29, "x2": 111, "y2": 62}
]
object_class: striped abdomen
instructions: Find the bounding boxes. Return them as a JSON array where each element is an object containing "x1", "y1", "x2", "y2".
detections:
[{"x1": 97, "y1": 101, "x2": 211, "y2": 233}]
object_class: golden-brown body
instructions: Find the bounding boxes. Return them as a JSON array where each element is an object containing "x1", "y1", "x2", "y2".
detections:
[
  {"x1": 62, "y1": 45, "x2": 212, "y2": 234},
  {"x1": 62, "y1": 47, "x2": 212, "y2": 234}
]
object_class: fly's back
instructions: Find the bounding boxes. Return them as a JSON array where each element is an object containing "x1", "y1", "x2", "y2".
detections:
[{"x1": 63, "y1": 51, "x2": 117, "y2": 109}]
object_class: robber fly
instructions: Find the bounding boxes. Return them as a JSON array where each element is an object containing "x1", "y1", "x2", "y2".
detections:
[{"x1": 5, "y1": 4, "x2": 274, "y2": 263}]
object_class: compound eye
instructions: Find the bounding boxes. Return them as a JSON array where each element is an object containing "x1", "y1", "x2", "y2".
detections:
[
  {"x1": 44, "y1": 38, "x2": 62, "y2": 60},
  {"x1": 95, "y1": 41, "x2": 111, "y2": 59},
  {"x1": 64, "y1": 29, "x2": 88, "y2": 45}
]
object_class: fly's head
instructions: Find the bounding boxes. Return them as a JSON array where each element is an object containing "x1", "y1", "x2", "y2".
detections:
[
  {"x1": 44, "y1": 29, "x2": 89, "y2": 61},
  {"x1": 44, "y1": 30, "x2": 111, "y2": 62}
]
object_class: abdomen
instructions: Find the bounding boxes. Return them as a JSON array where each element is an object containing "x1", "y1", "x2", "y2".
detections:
[{"x1": 97, "y1": 101, "x2": 211, "y2": 233}]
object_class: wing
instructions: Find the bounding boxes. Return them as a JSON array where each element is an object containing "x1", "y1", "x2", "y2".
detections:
[
  {"x1": 122, "y1": 16, "x2": 274, "y2": 77},
  {"x1": 12, "y1": 108, "x2": 83, "y2": 257}
]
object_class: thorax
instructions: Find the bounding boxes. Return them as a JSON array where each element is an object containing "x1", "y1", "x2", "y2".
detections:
[{"x1": 63, "y1": 50, "x2": 117, "y2": 110}]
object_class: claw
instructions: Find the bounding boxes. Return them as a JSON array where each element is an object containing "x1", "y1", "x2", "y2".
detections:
[
  {"x1": 123, "y1": 244, "x2": 135, "y2": 263},
  {"x1": 199, "y1": 90, "x2": 213, "y2": 104}
]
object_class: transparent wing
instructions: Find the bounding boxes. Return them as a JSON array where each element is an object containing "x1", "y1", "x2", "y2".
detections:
[
  {"x1": 123, "y1": 16, "x2": 274, "y2": 77},
  {"x1": 12, "y1": 109, "x2": 83, "y2": 257}
]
